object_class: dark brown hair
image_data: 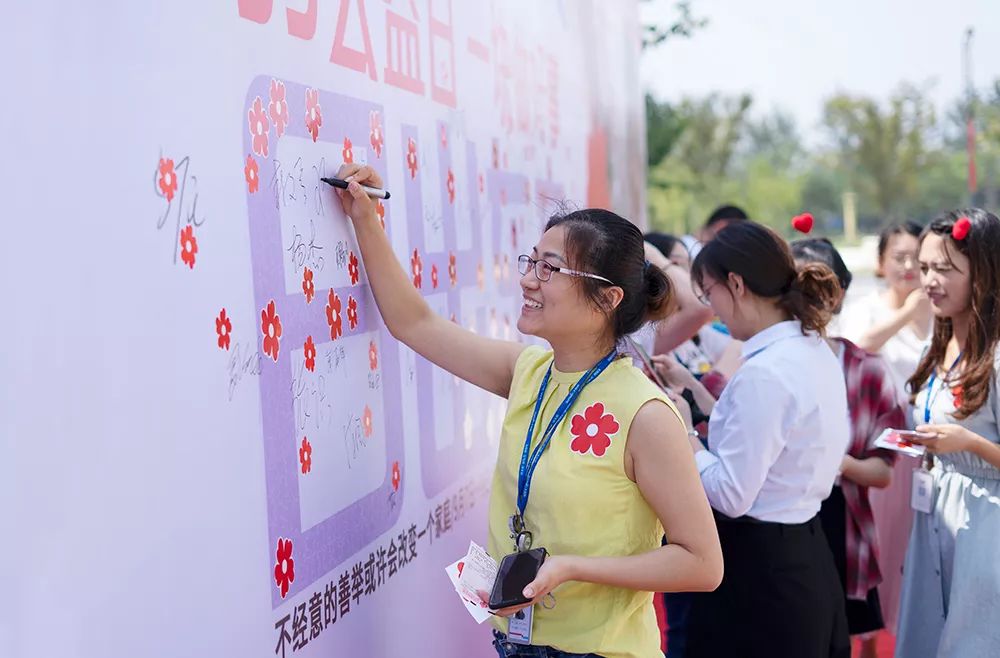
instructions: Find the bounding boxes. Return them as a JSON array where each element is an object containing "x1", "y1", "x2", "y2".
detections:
[
  {"x1": 690, "y1": 221, "x2": 840, "y2": 334},
  {"x1": 906, "y1": 208, "x2": 1000, "y2": 417},
  {"x1": 876, "y1": 221, "x2": 923, "y2": 277},
  {"x1": 546, "y1": 209, "x2": 673, "y2": 340}
]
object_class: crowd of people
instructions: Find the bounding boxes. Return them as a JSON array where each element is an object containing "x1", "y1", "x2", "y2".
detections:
[{"x1": 331, "y1": 162, "x2": 1000, "y2": 658}]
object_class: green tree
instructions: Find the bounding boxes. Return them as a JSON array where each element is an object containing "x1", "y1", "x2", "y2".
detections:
[{"x1": 821, "y1": 84, "x2": 937, "y2": 222}]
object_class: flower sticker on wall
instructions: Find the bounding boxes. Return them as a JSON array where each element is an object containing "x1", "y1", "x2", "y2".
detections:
[
  {"x1": 303, "y1": 335, "x2": 316, "y2": 372},
  {"x1": 446, "y1": 169, "x2": 456, "y2": 204},
  {"x1": 248, "y1": 95, "x2": 270, "y2": 157},
  {"x1": 299, "y1": 437, "x2": 312, "y2": 474},
  {"x1": 268, "y1": 79, "x2": 289, "y2": 138},
  {"x1": 158, "y1": 158, "x2": 178, "y2": 202},
  {"x1": 431, "y1": 264, "x2": 439, "y2": 289},
  {"x1": 569, "y1": 402, "x2": 620, "y2": 457},
  {"x1": 448, "y1": 252, "x2": 457, "y2": 287},
  {"x1": 274, "y1": 537, "x2": 295, "y2": 599},
  {"x1": 369, "y1": 110, "x2": 384, "y2": 158},
  {"x1": 348, "y1": 251, "x2": 360, "y2": 285},
  {"x1": 215, "y1": 308, "x2": 232, "y2": 350},
  {"x1": 391, "y1": 461, "x2": 401, "y2": 492},
  {"x1": 326, "y1": 289, "x2": 342, "y2": 340},
  {"x1": 346, "y1": 295, "x2": 359, "y2": 331},
  {"x1": 179, "y1": 225, "x2": 198, "y2": 269},
  {"x1": 477, "y1": 262, "x2": 485, "y2": 291},
  {"x1": 244, "y1": 154, "x2": 259, "y2": 194},
  {"x1": 302, "y1": 267, "x2": 315, "y2": 303},
  {"x1": 368, "y1": 340, "x2": 379, "y2": 371},
  {"x1": 440, "y1": 124, "x2": 448, "y2": 148},
  {"x1": 305, "y1": 88, "x2": 322, "y2": 142},
  {"x1": 406, "y1": 137, "x2": 418, "y2": 178},
  {"x1": 362, "y1": 405, "x2": 373, "y2": 438},
  {"x1": 376, "y1": 199, "x2": 386, "y2": 230},
  {"x1": 410, "y1": 249, "x2": 423, "y2": 289},
  {"x1": 260, "y1": 299, "x2": 282, "y2": 362},
  {"x1": 342, "y1": 137, "x2": 354, "y2": 164}
]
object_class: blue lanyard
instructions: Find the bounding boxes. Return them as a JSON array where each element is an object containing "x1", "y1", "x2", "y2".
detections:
[
  {"x1": 924, "y1": 353, "x2": 963, "y2": 423},
  {"x1": 516, "y1": 350, "x2": 617, "y2": 519}
]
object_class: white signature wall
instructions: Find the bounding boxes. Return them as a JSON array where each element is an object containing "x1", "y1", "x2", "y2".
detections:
[{"x1": 1, "y1": 2, "x2": 645, "y2": 656}]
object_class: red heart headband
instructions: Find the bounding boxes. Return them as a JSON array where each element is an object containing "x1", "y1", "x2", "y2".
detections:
[
  {"x1": 952, "y1": 216, "x2": 971, "y2": 241},
  {"x1": 791, "y1": 212, "x2": 814, "y2": 234}
]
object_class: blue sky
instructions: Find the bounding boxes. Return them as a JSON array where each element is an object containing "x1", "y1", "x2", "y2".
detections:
[{"x1": 639, "y1": 0, "x2": 1000, "y2": 146}]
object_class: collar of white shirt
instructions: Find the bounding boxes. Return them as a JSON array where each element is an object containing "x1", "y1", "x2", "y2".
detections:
[{"x1": 740, "y1": 320, "x2": 805, "y2": 361}]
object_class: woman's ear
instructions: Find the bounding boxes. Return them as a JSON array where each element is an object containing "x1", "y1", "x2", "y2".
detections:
[
  {"x1": 727, "y1": 272, "x2": 745, "y2": 298},
  {"x1": 602, "y1": 286, "x2": 625, "y2": 312}
]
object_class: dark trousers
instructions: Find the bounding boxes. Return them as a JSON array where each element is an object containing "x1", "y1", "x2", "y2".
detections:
[{"x1": 685, "y1": 512, "x2": 850, "y2": 658}]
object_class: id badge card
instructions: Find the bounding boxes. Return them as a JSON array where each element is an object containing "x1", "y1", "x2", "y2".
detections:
[
  {"x1": 911, "y1": 468, "x2": 934, "y2": 514},
  {"x1": 507, "y1": 605, "x2": 533, "y2": 644}
]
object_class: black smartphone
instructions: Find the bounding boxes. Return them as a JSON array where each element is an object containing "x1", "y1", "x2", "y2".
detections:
[{"x1": 488, "y1": 548, "x2": 547, "y2": 610}]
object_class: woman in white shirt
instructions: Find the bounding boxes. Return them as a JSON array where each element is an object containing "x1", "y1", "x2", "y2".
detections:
[{"x1": 677, "y1": 221, "x2": 851, "y2": 658}]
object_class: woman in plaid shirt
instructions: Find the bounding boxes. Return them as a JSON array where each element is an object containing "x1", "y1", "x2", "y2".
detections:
[{"x1": 793, "y1": 238, "x2": 908, "y2": 658}]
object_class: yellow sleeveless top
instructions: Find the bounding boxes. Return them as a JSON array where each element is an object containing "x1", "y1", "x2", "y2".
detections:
[{"x1": 488, "y1": 345, "x2": 679, "y2": 658}]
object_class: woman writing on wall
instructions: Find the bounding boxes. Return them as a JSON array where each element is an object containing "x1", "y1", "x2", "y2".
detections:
[
  {"x1": 894, "y1": 209, "x2": 1000, "y2": 657},
  {"x1": 332, "y1": 164, "x2": 722, "y2": 658}
]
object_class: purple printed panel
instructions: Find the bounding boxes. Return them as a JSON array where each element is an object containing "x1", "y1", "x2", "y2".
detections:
[{"x1": 243, "y1": 75, "x2": 404, "y2": 608}]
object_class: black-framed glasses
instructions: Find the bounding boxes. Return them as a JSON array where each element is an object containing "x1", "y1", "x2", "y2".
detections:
[
  {"x1": 517, "y1": 254, "x2": 614, "y2": 285},
  {"x1": 696, "y1": 282, "x2": 719, "y2": 306}
]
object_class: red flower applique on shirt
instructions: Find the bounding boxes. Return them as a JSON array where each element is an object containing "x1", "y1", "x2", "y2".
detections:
[{"x1": 569, "y1": 402, "x2": 620, "y2": 457}]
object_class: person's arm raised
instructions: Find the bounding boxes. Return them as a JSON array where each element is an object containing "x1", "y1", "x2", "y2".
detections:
[{"x1": 335, "y1": 164, "x2": 525, "y2": 398}]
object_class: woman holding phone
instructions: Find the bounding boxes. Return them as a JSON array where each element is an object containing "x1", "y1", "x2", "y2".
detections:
[
  {"x1": 893, "y1": 209, "x2": 1000, "y2": 657},
  {"x1": 680, "y1": 221, "x2": 851, "y2": 658},
  {"x1": 332, "y1": 164, "x2": 722, "y2": 658}
]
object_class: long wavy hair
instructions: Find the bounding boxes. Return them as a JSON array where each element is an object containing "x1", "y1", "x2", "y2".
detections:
[{"x1": 906, "y1": 208, "x2": 1000, "y2": 418}]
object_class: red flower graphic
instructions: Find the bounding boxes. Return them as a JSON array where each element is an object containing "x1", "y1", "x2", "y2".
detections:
[
  {"x1": 346, "y1": 295, "x2": 359, "y2": 330},
  {"x1": 348, "y1": 250, "x2": 360, "y2": 285},
  {"x1": 342, "y1": 136, "x2": 354, "y2": 164},
  {"x1": 268, "y1": 79, "x2": 289, "y2": 137},
  {"x1": 260, "y1": 299, "x2": 282, "y2": 362},
  {"x1": 179, "y1": 225, "x2": 198, "y2": 269},
  {"x1": 440, "y1": 124, "x2": 448, "y2": 147},
  {"x1": 431, "y1": 264, "x2": 439, "y2": 289},
  {"x1": 215, "y1": 308, "x2": 232, "y2": 350},
  {"x1": 570, "y1": 402, "x2": 620, "y2": 457},
  {"x1": 158, "y1": 157, "x2": 178, "y2": 202},
  {"x1": 305, "y1": 87, "x2": 322, "y2": 142},
  {"x1": 391, "y1": 461, "x2": 401, "y2": 492},
  {"x1": 369, "y1": 340, "x2": 378, "y2": 371},
  {"x1": 406, "y1": 137, "x2": 418, "y2": 178},
  {"x1": 448, "y1": 252, "x2": 457, "y2": 286},
  {"x1": 326, "y1": 289, "x2": 342, "y2": 340},
  {"x1": 477, "y1": 262, "x2": 485, "y2": 291},
  {"x1": 244, "y1": 154, "x2": 259, "y2": 193},
  {"x1": 303, "y1": 335, "x2": 316, "y2": 372},
  {"x1": 274, "y1": 537, "x2": 295, "y2": 598},
  {"x1": 302, "y1": 267, "x2": 315, "y2": 303},
  {"x1": 248, "y1": 95, "x2": 270, "y2": 157},
  {"x1": 363, "y1": 405, "x2": 373, "y2": 438},
  {"x1": 446, "y1": 169, "x2": 456, "y2": 204},
  {"x1": 299, "y1": 437, "x2": 312, "y2": 474},
  {"x1": 376, "y1": 199, "x2": 386, "y2": 230},
  {"x1": 411, "y1": 249, "x2": 423, "y2": 289},
  {"x1": 369, "y1": 111, "x2": 384, "y2": 158}
]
